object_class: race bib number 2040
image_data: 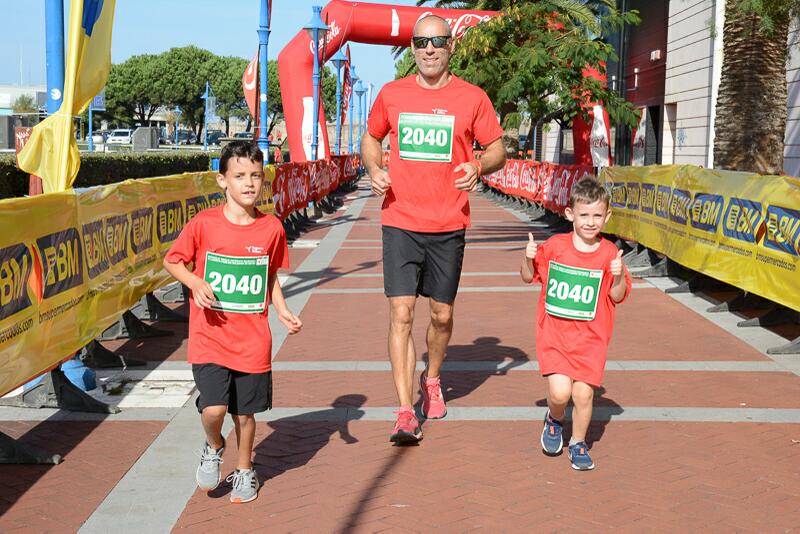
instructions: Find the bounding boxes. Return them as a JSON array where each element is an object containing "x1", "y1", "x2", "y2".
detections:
[
  {"x1": 544, "y1": 261, "x2": 603, "y2": 321},
  {"x1": 203, "y1": 252, "x2": 269, "y2": 313},
  {"x1": 398, "y1": 113, "x2": 455, "y2": 162}
]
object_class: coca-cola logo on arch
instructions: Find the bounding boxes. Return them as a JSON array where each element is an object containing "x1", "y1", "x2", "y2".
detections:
[{"x1": 416, "y1": 11, "x2": 492, "y2": 38}]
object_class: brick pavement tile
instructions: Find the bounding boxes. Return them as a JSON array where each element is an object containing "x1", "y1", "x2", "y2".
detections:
[
  {"x1": 173, "y1": 421, "x2": 800, "y2": 532},
  {"x1": 0, "y1": 421, "x2": 165, "y2": 534},
  {"x1": 288, "y1": 247, "x2": 313, "y2": 268},
  {"x1": 271, "y1": 369, "x2": 800, "y2": 408},
  {"x1": 323, "y1": 248, "x2": 384, "y2": 274}
]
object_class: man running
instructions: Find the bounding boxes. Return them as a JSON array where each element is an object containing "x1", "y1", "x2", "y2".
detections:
[{"x1": 361, "y1": 14, "x2": 506, "y2": 444}]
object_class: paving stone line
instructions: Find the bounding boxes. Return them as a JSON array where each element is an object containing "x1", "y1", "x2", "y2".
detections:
[
  {"x1": 253, "y1": 406, "x2": 800, "y2": 423},
  {"x1": 84, "y1": 359, "x2": 786, "y2": 380},
  {"x1": 7, "y1": 406, "x2": 800, "y2": 424}
]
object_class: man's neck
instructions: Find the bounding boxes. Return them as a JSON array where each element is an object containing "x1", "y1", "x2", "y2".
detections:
[{"x1": 416, "y1": 71, "x2": 451, "y2": 90}]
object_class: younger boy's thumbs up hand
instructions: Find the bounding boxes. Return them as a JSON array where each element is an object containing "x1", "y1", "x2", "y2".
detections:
[
  {"x1": 610, "y1": 248, "x2": 624, "y2": 277},
  {"x1": 525, "y1": 232, "x2": 538, "y2": 259}
]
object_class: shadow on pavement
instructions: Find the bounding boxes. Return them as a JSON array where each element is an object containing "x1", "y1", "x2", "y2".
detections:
[
  {"x1": 206, "y1": 394, "x2": 366, "y2": 499},
  {"x1": 535, "y1": 387, "x2": 624, "y2": 446},
  {"x1": 418, "y1": 337, "x2": 530, "y2": 410}
]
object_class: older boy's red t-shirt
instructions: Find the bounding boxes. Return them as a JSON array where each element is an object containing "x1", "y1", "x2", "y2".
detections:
[
  {"x1": 164, "y1": 205, "x2": 288, "y2": 373},
  {"x1": 532, "y1": 233, "x2": 632, "y2": 386},
  {"x1": 368, "y1": 75, "x2": 504, "y2": 232}
]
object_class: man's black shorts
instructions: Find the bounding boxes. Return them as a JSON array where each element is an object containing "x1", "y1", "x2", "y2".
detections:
[
  {"x1": 192, "y1": 363, "x2": 272, "y2": 415},
  {"x1": 382, "y1": 226, "x2": 466, "y2": 304}
]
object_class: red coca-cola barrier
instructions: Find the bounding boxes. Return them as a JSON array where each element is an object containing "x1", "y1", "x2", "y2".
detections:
[
  {"x1": 481, "y1": 159, "x2": 594, "y2": 215},
  {"x1": 277, "y1": 0, "x2": 497, "y2": 162},
  {"x1": 272, "y1": 154, "x2": 360, "y2": 220}
]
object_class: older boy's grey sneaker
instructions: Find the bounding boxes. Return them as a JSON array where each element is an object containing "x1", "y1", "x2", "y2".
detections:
[
  {"x1": 227, "y1": 468, "x2": 260, "y2": 504},
  {"x1": 196, "y1": 438, "x2": 225, "y2": 491}
]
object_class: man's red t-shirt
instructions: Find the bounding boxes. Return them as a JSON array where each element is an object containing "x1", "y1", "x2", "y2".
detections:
[
  {"x1": 164, "y1": 205, "x2": 288, "y2": 373},
  {"x1": 532, "y1": 233, "x2": 632, "y2": 386},
  {"x1": 368, "y1": 75, "x2": 504, "y2": 233}
]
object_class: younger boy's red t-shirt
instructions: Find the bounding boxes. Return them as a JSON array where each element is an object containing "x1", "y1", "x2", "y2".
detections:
[
  {"x1": 368, "y1": 75, "x2": 504, "y2": 233},
  {"x1": 531, "y1": 233, "x2": 632, "y2": 386},
  {"x1": 164, "y1": 205, "x2": 288, "y2": 373}
]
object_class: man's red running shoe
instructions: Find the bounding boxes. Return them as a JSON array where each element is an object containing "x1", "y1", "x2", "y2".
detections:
[
  {"x1": 420, "y1": 372, "x2": 447, "y2": 419},
  {"x1": 389, "y1": 407, "x2": 422, "y2": 444}
]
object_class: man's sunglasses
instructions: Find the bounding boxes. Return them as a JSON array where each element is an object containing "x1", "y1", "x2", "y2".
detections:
[{"x1": 412, "y1": 36, "x2": 451, "y2": 49}]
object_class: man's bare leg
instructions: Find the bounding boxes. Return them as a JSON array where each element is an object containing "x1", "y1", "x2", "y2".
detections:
[
  {"x1": 388, "y1": 296, "x2": 417, "y2": 407},
  {"x1": 425, "y1": 299, "x2": 454, "y2": 379}
]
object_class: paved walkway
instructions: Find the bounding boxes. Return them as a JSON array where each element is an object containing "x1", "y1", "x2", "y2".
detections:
[{"x1": 2, "y1": 178, "x2": 800, "y2": 533}]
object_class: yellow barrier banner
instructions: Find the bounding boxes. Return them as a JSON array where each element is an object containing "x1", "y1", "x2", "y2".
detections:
[
  {"x1": 0, "y1": 167, "x2": 275, "y2": 397},
  {"x1": 601, "y1": 164, "x2": 800, "y2": 312}
]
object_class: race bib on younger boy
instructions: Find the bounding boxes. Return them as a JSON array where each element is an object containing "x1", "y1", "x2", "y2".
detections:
[
  {"x1": 203, "y1": 252, "x2": 269, "y2": 313},
  {"x1": 398, "y1": 113, "x2": 455, "y2": 162},
  {"x1": 544, "y1": 261, "x2": 603, "y2": 321}
]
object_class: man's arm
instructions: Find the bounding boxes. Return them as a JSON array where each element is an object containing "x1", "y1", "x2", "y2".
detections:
[
  {"x1": 361, "y1": 133, "x2": 392, "y2": 196},
  {"x1": 479, "y1": 137, "x2": 507, "y2": 175},
  {"x1": 454, "y1": 137, "x2": 507, "y2": 192}
]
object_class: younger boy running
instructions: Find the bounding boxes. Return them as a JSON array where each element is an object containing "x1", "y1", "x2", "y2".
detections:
[
  {"x1": 520, "y1": 178, "x2": 631, "y2": 470},
  {"x1": 164, "y1": 141, "x2": 302, "y2": 502}
]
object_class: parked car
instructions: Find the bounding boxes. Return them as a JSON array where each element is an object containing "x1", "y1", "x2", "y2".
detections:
[
  {"x1": 90, "y1": 130, "x2": 109, "y2": 144},
  {"x1": 204, "y1": 129, "x2": 225, "y2": 145},
  {"x1": 177, "y1": 129, "x2": 196, "y2": 145},
  {"x1": 107, "y1": 129, "x2": 133, "y2": 144},
  {"x1": 233, "y1": 131, "x2": 254, "y2": 140}
]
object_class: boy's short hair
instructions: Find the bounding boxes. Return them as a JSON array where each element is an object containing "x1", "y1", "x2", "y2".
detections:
[
  {"x1": 219, "y1": 141, "x2": 264, "y2": 175},
  {"x1": 569, "y1": 176, "x2": 610, "y2": 208}
]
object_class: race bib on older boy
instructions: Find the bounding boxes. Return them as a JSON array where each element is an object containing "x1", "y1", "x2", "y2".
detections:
[
  {"x1": 203, "y1": 252, "x2": 269, "y2": 313},
  {"x1": 544, "y1": 261, "x2": 603, "y2": 321},
  {"x1": 398, "y1": 113, "x2": 454, "y2": 162}
]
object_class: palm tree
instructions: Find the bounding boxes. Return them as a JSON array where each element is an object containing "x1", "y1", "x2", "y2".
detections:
[{"x1": 713, "y1": 0, "x2": 796, "y2": 174}]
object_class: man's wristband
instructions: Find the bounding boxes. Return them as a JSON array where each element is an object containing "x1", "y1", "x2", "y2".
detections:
[{"x1": 470, "y1": 159, "x2": 483, "y2": 176}]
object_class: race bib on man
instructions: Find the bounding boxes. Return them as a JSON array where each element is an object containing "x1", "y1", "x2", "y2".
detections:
[
  {"x1": 544, "y1": 261, "x2": 603, "y2": 321},
  {"x1": 203, "y1": 252, "x2": 269, "y2": 313},
  {"x1": 398, "y1": 113, "x2": 455, "y2": 162}
]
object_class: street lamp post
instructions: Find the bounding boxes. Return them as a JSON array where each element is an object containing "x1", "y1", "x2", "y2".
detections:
[
  {"x1": 303, "y1": 6, "x2": 329, "y2": 161},
  {"x1": 354, "y1": 80, "x2": 365, "y2": 154},
  {"x1": 202, "y1": 81, "x2": 210, "y2": 152},
  {"x1": 330, "y1": 48, "x2": 348, "y2": 155},
  {"x1": 256, "y1": 0, "x2": 271, "y2": 152},
  {"x1": 173, "y1": 105, "x2": 181, "y2": 150},
  {"x1": 348, "y1": 66, "x2": 359, "y2": 155},
  {"x1": 88, "y1": 101, "x2": 94, "y2": 152}
]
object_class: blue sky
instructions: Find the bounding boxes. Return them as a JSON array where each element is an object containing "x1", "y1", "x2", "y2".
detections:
[{"x1": 2, "y1": 0, "x2": 421, "y2": 91}]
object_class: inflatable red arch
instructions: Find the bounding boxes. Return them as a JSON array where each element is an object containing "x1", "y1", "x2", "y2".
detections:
[{"x1": 277, "y1": 0, "x2": 611, "y2": 166}]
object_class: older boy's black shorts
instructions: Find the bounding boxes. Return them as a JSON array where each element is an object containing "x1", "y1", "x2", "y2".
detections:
[
  {"x1": 192, "y1": 363, "x2": 272, "y2": 415},
  {"x1": 382, "y1": 226, "x2": 466, "y2": 304}
]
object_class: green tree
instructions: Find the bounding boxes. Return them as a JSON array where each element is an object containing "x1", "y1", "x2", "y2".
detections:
[
  {"x1": 209, "y1": 55, "x2": 249, "y2": 136},
  {"x1": 12, "y1": 94, "x2": 37, "y2": 113},
  {"x1": 105, "y1": 54, "x2": 166, "y2": 125},
  {"x1": 713, "y1": 0, "x2": 798, "y2": 174},
  {"x1": 160, "y1": 46, "x2": 216, "y2": 141}
]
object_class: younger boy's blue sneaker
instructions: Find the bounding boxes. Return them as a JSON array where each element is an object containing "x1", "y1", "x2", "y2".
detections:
[
  {"x1": 540, "y1": 412, "x2": 563, "y2": 454},
  {"x1": 568, "y1": 441, "x2": 595, "y2": 470}
]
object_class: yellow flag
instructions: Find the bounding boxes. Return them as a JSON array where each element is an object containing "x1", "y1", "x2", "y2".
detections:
[{"x1": 18, "y1": 0, "x2": 116, "y2": 193}]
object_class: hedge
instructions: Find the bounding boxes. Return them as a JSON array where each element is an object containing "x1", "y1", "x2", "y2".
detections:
[{"x1": 0, "y1": 151, "x2": 218, "y2": 200}]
